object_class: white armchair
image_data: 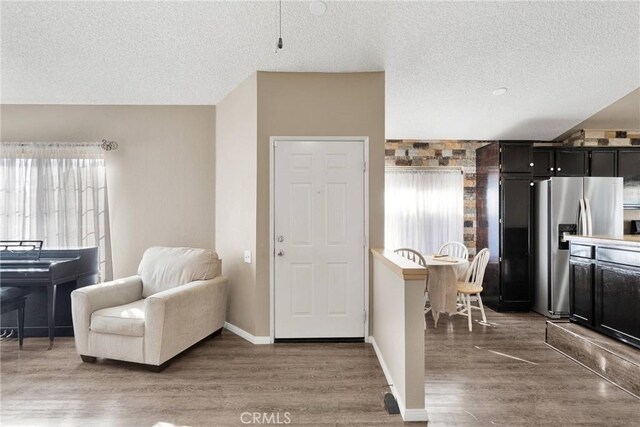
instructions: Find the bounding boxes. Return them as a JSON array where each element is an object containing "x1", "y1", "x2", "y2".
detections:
[{"x1": 71, "y1": 247, "x2": 228, "y2": 371}]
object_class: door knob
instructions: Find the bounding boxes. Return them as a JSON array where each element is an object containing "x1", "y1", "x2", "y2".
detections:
[
  {"x1": 529, "y1": 162, "x2": 534, "y2": 167},
  {"x1": 557, "y1": 167, "x2": 562, "y2": 171},
  {"x1": 277, "y1": 250, "x2": 285, "y2": 256},
  {"x1": 277, "y1": 236, "x2": 284, "y2": 242}
]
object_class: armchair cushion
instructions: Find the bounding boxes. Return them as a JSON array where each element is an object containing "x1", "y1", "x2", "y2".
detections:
[
  {"x1": 138, "y1": 247, "x2": 220, "y2": 298},
  {"x1": 71, "y1": 275, "x2": 143, "y2": 356},
  {"x1": 91, "y1": 299, "x2": 145, "y2": 337}
]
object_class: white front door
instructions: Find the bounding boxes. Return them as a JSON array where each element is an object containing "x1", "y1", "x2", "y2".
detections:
[{"x1": 274, "y1": 140, "x2": 365, "y2": 339}]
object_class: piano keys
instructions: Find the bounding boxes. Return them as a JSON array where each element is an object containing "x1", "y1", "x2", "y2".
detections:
[{"x1": 0, "y1": 240, "x2": 99, "y2": 348}]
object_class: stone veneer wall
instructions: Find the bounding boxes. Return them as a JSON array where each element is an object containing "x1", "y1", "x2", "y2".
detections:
[
  {"x1": 385, "y1": 140, "x2": 492, "y2": 257},
  {"x1": 561, "y1": 129, "x2": 640, "y2": 147}
]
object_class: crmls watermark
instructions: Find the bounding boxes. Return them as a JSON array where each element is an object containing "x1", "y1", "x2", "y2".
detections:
[{"x1": 240, "y1": 412, "x2": 292, "y2": 425}]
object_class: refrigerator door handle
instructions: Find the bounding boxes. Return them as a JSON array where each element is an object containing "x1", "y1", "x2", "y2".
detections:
[
  {"x1": 584, "y1": 198, "x2": 593, "y2": 236},
  {"x1": 578, "y1": 198, "x2": 588, "y2": 235}
]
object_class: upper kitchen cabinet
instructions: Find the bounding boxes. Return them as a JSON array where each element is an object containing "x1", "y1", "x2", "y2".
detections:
[
  {"x1": 555, "y1": 149, "x2": 589, "y2": 176},
  {"x1": 500, "y1": 142, "x2": 533, "y2": 173},
  {"x1": 590, "y1": 150, "x2": 617, "y2": 177},
  {"x1": 532, "y1": 148, "x2": 554, "y2": 179},
  {"x1": 531, "y1": 147, "x2": 591, "y2": 178}
]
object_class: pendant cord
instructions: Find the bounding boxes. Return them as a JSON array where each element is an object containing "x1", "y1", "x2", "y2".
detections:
[
  {"x1": 279, "y1": 0, "x2": 282, "y2": 38},
  {"x1": 275, "y1": 0, "x2": 283, "y2": 51}
]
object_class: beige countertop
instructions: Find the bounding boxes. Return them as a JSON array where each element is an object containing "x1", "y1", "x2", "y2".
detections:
[{"x1": 566, "y1": 234, "x2": 640, "y2": 249}]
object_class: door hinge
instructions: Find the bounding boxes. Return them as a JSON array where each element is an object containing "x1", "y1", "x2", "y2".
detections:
[
  {"x1": 273, "y1": 140, "x2": 278, "y2": 147},
  {"x1": 499, "y1": 179, "x2": 502, "y2": 186},
  {"x1": 499, "y1": 218, "x2": 502, "y2": 224},
  {"x1": 363, "y1": 161, "x2": 367, "y2": 172},
  {"x1": 499, "y1": 256, "x2": 502, "y2": 262},
  {"x1": 363, "y1": 310, "x2": 367, "y2": 323}
]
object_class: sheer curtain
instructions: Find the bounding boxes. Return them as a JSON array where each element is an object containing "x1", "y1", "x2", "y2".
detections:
[
  {"x1": 0, "y1": 142, "x2": 112, "y2": 281},
  {"x1": 385, "y1": 168, "x2": 464, "y2": 255}
]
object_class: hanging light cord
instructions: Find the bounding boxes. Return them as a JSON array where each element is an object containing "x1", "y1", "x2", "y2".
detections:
[{"x1": 275, "y1": 0, "x2": 283, "y2": 51}]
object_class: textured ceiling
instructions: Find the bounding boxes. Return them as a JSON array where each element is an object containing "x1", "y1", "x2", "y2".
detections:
[{"x1": 1, "y1": 1, "x2": 639, "y2": 140}]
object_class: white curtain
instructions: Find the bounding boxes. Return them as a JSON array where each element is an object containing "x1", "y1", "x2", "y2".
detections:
[
  {"x1": 385, "y1": 168, "x2": 464, "y2": 255},
  {"x1": 0, "y1": 142, "x2": 112, "y2": 281}
]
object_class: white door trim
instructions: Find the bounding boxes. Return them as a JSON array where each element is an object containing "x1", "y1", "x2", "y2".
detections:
[{"x1": 269, "y1": 136, "x2": 370, "y2": 342}]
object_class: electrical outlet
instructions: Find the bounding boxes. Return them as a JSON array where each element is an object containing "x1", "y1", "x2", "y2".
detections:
[{"x1": 243, "y1": 250, "x2": 252, "y2": 264}]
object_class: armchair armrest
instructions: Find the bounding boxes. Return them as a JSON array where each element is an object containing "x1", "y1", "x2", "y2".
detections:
[
  {"x1": 71, "y1": 275, "x2": 144, "y2": 355},
  {"x1": 144, "y1": 276, "x2": 228, "y2": 365}
]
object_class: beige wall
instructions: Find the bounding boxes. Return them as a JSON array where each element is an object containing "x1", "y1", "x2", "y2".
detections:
[
  {"x1": 0, "y1": 105, "x2": 216, "y2": 278},
  {"x1": 214, "y1": 71, "x2": 385, "y2": 337},
  {"x1": 255, "y1": 71, "x2": 386, "y2": 337},
  {"x1": 214, "y1": 75, "x2": 259, "y2": 334}
]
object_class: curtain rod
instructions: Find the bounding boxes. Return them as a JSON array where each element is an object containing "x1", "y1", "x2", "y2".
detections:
[
  {"x1": 2, "y1": 140, "x2": 118, "y2": 151},
  {"x1": 386, "y1": 166, "x2": 464, "y2": 173}
]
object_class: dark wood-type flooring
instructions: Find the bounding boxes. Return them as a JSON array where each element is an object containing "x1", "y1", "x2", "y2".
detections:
[{"x1": 1, "y1": 309, "x2": 638, "y2": 426}]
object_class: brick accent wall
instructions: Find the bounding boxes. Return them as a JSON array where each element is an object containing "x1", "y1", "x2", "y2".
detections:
[
  {"x1": 560, "y1": 129, "x2": 640, "y2": 147},
  {"x1": 385, "y1": 140, "x2": 492, "y2": 257}
]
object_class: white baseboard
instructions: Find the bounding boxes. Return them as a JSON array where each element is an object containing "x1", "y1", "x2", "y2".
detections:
[
  {"x1": 252, "y1": 335, "x2": 272, "y2": 345},
  {"x1": 369, "y1": 336, "x2": 429, "y2": 422},
  {"x1": 402, "y1": 407, "x2": 430, "y2": 422},
  {"x1": 224, "y1": 322, "x2": 272, "y2": 345},
  {"x1": 369, "y1": 336, "x2": 393, "y2": 387}
]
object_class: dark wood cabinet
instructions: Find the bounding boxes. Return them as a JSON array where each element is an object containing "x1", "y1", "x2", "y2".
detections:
[
  {"x1": 477, "y1": 142, "x2": 533, "y2": 311},
  {"x1": 590, "y1": 150, "x2": 617, "y2": 177},
  {"x1": 617, "y1": 150, "x2": 640, "y2": 177},
  {"x1": 500, "y1": 175, "x2": 532, "y2": 306},
  {"x1": 569, "y1": 258, "x2": 594, "y2": 325},
  {"x1": 569, "y1": 239, "x2": 640, "y2": 349},
  {"x1": 501, "y1": 142, "x2": 533, "y2": 173},
  {"x1": 555, "y1": 149, "x2": 589, "y2": 176},
  {"x1": 533, "y1": 149, "x2": 554, "y2": 178},
  {"x1": 595, "y1": 263, "x2": 640, "y2": 346}
]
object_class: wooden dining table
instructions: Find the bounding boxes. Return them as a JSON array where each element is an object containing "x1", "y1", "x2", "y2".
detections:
[{"x1": 423, "y1": 255, "x2": 469, "y2": 328}]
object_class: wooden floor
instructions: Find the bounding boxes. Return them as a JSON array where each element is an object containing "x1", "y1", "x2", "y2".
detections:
[
  {"x1": 1, "y1": 309, "x2": 638, "y2": 426},
  {"x1": 423, "y1": 310, "x2": 640, "y2": 426}
]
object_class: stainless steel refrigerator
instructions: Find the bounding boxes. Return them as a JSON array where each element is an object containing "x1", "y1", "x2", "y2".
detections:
[{"x1": 534, "y1": 177, "x2": 623, "y2": 318}]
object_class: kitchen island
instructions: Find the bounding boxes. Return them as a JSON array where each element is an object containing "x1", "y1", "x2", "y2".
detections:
[{"x1": 566, "y1": 235, "x2": 640, "y2": 348}]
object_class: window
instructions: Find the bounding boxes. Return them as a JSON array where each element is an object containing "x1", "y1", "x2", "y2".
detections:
[
  {"x1": 0, "y1": 142, "x2": 112, "y2": 280},
  {"x1": 385, "y1": 168, "x2": 464, "y2": 255}
]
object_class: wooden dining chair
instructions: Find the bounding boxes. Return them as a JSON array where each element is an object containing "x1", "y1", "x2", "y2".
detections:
[
  {"x1": 456, "y1": 248, "x2": 490, "y2": 331},
  {"x1": 393, "y1": 248, "x2": 428, "y2": 329},
  {"x1": 437, "y1": 241, "x2": 469, "y2": 261},
  {"x1": 438, "y1": 242, "x2": 470, "y2": 309},
  {"x1": 393, "y1": 248, "x2": 426, "y2": 267}
]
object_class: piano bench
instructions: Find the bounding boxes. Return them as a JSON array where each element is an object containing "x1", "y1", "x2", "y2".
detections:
[{"x1": 0, "y1": 287, "x2": 31, "y2": 349}]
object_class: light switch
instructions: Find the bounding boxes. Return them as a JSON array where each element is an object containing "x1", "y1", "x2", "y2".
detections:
[{"x1": 243, "y1": 250, "x2": 252, "y2": 264}]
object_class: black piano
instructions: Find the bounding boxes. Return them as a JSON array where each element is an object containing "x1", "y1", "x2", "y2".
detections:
[{"x1": 0, "y1": 240, "x2": 99, "y2": 348}]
